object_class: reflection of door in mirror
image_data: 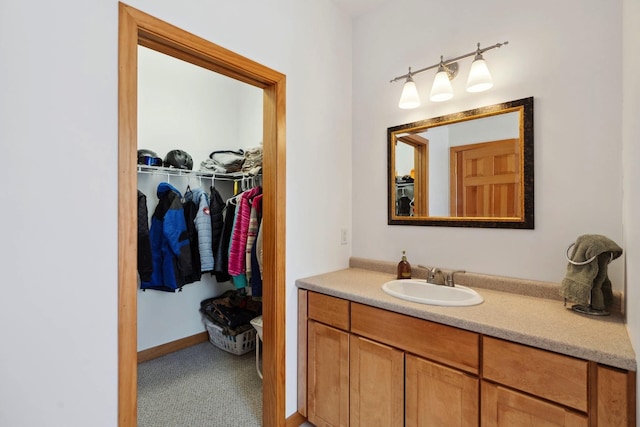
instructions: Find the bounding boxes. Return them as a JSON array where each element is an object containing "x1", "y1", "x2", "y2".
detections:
[
  {"x1": 395, "y1": 135, "x2": 428, "y2": 216},
  {"x1": 450, "y1": 139, "x2": 520, "y2": 217}
]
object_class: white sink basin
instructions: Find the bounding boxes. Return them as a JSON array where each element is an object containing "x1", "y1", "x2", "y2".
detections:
[{"x1": 382, "y1": 279, "x2": 483, "y2": 306}]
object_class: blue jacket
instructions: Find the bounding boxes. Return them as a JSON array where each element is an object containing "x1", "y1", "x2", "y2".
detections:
[{"x1": 141, "y1": 182, "x2": 192, "y2": 292}]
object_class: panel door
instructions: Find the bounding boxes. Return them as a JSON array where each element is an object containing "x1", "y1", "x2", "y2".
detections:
[
  {"x1": 451, "y1": 139, "x2": 520, "y2": 217},
  {"x1": 307, "y1": 320, "x2": 350, "y2": 427},
  {"x1": 481, "y1": 382, "x2": 588, "y2": 427},
  {"x1": 350, "y1": 335, "x2": 404, "y2": 427},
  {"x1": 406, "y1": 354, "x2": 479, "y2": 427}
]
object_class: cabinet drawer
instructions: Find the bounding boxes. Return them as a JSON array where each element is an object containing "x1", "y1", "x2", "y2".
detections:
[
  {"x1": 483, "y1": 336, "x2": 588, "y2": 412},
  {"x1": 351, "y1": 303, "x2": 479, "y2": 374},
  {"x1": 481, "y1": 381, "x2": 588, "y2": 426},
  {"x1": 308, "y1": 292, "x2": 350, "y2": 330}
]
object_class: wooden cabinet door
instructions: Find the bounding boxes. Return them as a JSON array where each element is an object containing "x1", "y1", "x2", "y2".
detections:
[
  {"x1": 307, "y1": 320, "x2": 350, "y2": 427},
  {"x1": 406, "y1": 354, "x2": 479, "y2": 427},
  {"x1": 596, "y1": 365, "x2": 636, "y2": 427},
  {"x1": 350, "y1": 335, "x2": 404, "y2": 427},
  {"x1": 481, "y1": 382, "x2": 588, "y2": 427}
]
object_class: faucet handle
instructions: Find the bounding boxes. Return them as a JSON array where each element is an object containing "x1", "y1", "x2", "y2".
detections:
[
  {"x1": 446, "y1": 270, "x2": 466, "y2": 287},
  {"x1": 417, "y1": 265, "x2": 434, "y2": 278}
]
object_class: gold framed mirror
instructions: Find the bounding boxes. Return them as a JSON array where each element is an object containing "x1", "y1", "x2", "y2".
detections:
[{"x1": 388, "y1": 97, "x2": 534, "y2": 228}]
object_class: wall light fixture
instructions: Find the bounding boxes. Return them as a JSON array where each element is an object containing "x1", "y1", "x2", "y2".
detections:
[{"x1": 391, "y1": 41, "x2": 508, "y2": 109}]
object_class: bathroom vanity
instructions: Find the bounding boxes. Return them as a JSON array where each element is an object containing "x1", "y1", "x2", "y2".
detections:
[{"x1": 296, "y1": 259, "x2": 636, "y2": 426}]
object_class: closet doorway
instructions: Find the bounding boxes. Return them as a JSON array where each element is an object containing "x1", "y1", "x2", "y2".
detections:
[{"x1": 118, "y1": 4, "x2": 286, "y2": 427}]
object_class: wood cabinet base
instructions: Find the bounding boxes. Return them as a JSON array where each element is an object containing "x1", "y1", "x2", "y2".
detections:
[{"x1": 299, "y1": 290, "x2": 636, "y2": 427}]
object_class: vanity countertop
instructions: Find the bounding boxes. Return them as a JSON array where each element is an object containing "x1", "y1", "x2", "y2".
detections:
[{"x1": 296, "y1": 264, "x2": 637, "y2": 371}]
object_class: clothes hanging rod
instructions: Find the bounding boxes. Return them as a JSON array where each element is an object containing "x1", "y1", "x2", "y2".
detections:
[{"x1": 137, "y1": 165, "x2": 260, "y2": 181}]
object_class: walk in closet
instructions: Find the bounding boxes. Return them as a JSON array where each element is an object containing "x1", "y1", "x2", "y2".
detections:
[
  {"x1": 136, "y1": 44, "x2": 264, "y2": 424},
  {"x1": 118, "y1": 6, "x2": 287, "y2": 424}
]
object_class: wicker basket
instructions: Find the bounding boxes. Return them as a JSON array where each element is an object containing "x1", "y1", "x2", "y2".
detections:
[{"x1": 204, "y1": 318, "x2": 256, "y2": 356}]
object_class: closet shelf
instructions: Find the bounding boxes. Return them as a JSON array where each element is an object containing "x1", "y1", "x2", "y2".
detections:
[
  {"x1": 396, "y1": 182, "x2": 414, "y2": 188},
  {"x1": 137, "y1": 165, "x2": 259, "y2": 182}
]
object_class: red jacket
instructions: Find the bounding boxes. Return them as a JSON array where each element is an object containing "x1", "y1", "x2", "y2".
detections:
[{"x1": 228, "y1": 186, "x2": 262, "y2": 276}]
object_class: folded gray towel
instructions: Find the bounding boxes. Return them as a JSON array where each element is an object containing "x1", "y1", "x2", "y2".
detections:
[
  {"x1": 242, "y1": 144, "x2": 263, "y2": 174},
  {"x1": 560, "y1": 234, "x2": 622, "y2": 311}
]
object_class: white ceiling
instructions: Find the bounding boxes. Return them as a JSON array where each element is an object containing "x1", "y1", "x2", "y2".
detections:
[{"x1": 331, "y1": 0, "x2": 390, "y2": 17}]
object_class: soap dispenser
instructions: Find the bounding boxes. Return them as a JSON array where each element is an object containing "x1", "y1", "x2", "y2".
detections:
[{"x1": 397, "y1": 250, "x2": 412, "y2": 279}]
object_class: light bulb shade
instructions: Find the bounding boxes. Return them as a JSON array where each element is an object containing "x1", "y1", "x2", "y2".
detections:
[
  {"x1": 429, "y1": 70, "x2": 453, "y2": 102},
  {"x1": 466, "y1": 57, "x2": 493, "y2": 93},
  {"x1": 398, "y1": 79, "x2": 420, "y2": 109}
]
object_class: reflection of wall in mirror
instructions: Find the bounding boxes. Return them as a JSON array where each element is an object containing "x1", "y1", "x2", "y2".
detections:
[
  {"x1": 396, "y1": 142, "x2": 414, "y2": 176},
  {"x1": 419, "y1": 112, "x2": 520, "y2": 216},
  {"x1": 422, "y1": 126, "x2": 449, "y2": 216}
]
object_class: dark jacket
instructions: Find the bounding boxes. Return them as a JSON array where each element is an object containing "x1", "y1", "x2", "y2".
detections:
[
  {"x1": 209, "y1": 186, "x2": 227, "y2": 281},
  {"x1": 213, "y1": 199, "x2": 236, "y2": 283},
  {"x1": 182, "y1": 193, "x2": 202, "y2": 284},
  {"x1": 137, "y1": 190, "x2": 153, "y2": 282},
  {"x1": 141, "y1": 182, "x2": 192, "y2": 292}
]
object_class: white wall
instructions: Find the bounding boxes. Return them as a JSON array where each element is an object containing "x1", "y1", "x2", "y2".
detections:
[
  {"x1": 622, "y1": 0, "x2": 640, "y2": 419},
  {"x1": 0, "y1": 0, "x2": 352, "y2": 425},
  {"x1": 352, "y1": 0, "x2": 625, "y2": 289},
  {"x1": 447, "y1": 111, "x2": 519, "y2": 146},
  {"x1": 0, "y1": 2, "x2": 120, "y2": 425}
]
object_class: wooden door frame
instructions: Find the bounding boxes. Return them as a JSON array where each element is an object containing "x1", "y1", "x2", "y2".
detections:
[
  {"x1": 396, "y1": 134, "x2": 429, "y2": 216},
  {"x1": 118, "y1": 3, "x2": 286, "y2": 426}
]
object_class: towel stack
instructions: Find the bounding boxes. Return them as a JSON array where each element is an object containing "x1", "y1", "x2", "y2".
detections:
[
  {"x1": 242, "y1": 143, "x2": 263, "y2": 176},
  {"x1": 200, "y1": 149, "x2": 245, "y2": 174},
  {"x1": 560, "y1": 234, "x2": 622, "y2": 311}
]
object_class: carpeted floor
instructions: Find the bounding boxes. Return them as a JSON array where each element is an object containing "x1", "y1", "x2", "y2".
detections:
[{"x1": 138, "y1": 341, "x2": 262, "y2": 427}]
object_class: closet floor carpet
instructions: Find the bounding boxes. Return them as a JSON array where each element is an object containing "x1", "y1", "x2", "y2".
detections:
[{"x1": 138, "y1": 341, "x2": 262, "y2": 427}]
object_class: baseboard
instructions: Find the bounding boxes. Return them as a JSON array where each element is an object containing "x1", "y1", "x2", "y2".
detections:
[
  {"x1": 137, "y1": 331, "x2": 209, "y2": 363},
  {"x1": 286, "y1": 411, "x2": 307, "y2": 427}
]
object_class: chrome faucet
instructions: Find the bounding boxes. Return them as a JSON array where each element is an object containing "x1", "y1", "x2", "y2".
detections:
[
  {"x1": 418, "y1": 265, "x2": 465, "y2": 287},
  {"x1": 425, "y1": 266, "x2": 445, "y2": 286},
  {"x1": 445, "y1": 270, "x2": 466, "y2": 287}
]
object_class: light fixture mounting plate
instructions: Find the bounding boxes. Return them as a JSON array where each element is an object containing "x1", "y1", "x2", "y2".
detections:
[{"x1": 445, "y1": 62, "x2": 459, "y2": 80}]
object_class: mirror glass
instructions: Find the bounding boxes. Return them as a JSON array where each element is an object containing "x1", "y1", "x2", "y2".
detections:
[{"x1": 388, "y1": 97, "x2": 534, "y2": 228}]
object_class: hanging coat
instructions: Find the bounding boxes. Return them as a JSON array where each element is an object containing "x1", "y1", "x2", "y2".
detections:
[
  {"x1": 228, "y1": 186, "x2": 262, "y2": 276},
  {"x1": 245, "y1": 194, "x2": 263, "y2": 282},
  {"x1": 213, "y1": 199, "x2": 235, "y2": 283},
  {"x1": 137, "y1": 190, "x2": 153, "y2": 282},
  {"x1": 182, "y1": 191, "x2": 202, "y2": 284},
  {"x1": 189, "y1": 188, "x2": 214, "y2": 272},
  {"x1": 250, "y1": 218, "x2": 263, "y2": 298},
  {"x1": 141, "y1": 182, "x2": 192, "y2": 292},
  {"x1": 209, "y1": 186, "x2": 225, "y2": 276}
]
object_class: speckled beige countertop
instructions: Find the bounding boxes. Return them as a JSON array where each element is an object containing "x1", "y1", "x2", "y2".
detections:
[{"x1": 295, "y1": 257, "x2": 636, "y2": 371}]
